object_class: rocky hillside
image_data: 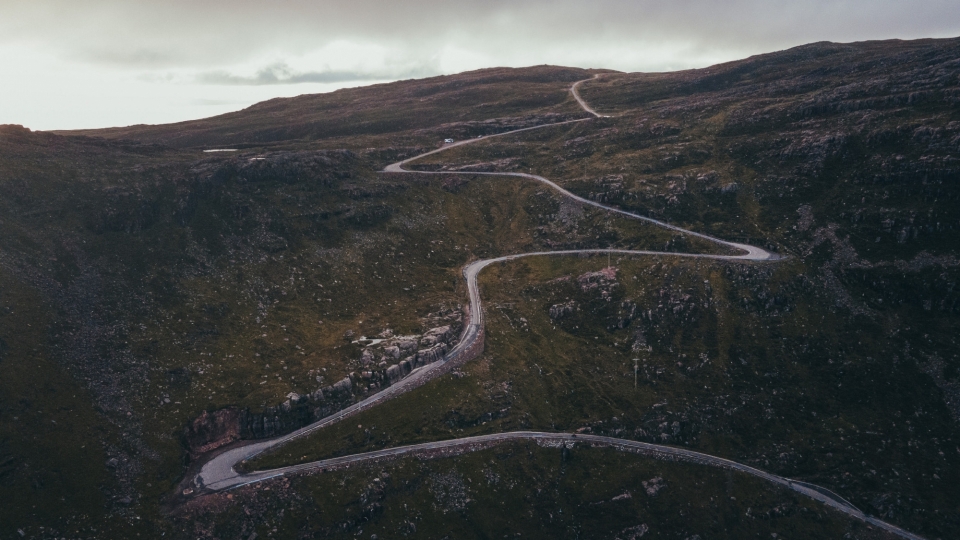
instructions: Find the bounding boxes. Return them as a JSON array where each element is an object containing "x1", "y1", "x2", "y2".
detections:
[
  {"x1": 285, "y1": 37, "x2": 960, "y2": 538},
  {"x1": 1, "y1": 41, "x2": 959, "y2": 539},
  {"x1": 0, "y1": 66, "x2": 682, "y2": 539}
]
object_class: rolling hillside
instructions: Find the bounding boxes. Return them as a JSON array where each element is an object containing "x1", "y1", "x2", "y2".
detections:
[{"x1": 2, "y1": 39, "x2": 959, "y2": 539}]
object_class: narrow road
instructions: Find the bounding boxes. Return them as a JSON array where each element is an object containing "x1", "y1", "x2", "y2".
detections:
[
  {"x1": 570, "y1": 74, "x2": 609, "y2": 117},
  {"x1": 190, "y1": 77, "x2": 923, "y2": 540},
  {"x1": 208, "y1": 431, "x2": 924, "y2": 540}
]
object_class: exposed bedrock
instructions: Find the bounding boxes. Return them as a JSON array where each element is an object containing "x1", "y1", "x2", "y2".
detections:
[
  {"x1": 183, "y1": 408, "x2": 242, "y2": 458},
  {"x1": 183, "y1": 318, "x2": 465, "y2": 455},
  {"x1": 549, "y1": 300, "x2": 578, "y2": 320}
]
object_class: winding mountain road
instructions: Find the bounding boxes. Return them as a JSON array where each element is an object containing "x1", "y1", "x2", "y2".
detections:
[
  {"x1": 571, "y1": 74, "x2": 608, "y2": 117},
  {"x1": 191, "y1": 76, "x2": 924, "y2": 540}
]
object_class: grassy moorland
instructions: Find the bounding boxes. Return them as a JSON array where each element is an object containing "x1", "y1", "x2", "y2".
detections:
[
  {"x1": 256, "y1": 39, "x2": 960, "y2": 538},
  {"x1": 1, "y1": 40, "x2": 959, "y2": 539},
  {"x1": 181, "y1": 442, "x2": 881, "y2": 540},
  {"x1": 0, "y1": 69, "x2": 688, "y2": 538},
  {"x1": 256, "y1": 252, "x2": 959, "y2": 537},
  {"x1": 62, "y1": 66, "x2": 599, "y2": 149}
]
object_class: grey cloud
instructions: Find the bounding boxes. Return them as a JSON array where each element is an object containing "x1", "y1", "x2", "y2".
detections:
[
  {"x1": 4, "y1": 1, "x2": 960, "y2": 71},
  {"x1": 5, "y1": 0, "x2": 960, "y2": 130},
  {"x1": 196, "y1": 63, "x2": 438, "y2": 86}
]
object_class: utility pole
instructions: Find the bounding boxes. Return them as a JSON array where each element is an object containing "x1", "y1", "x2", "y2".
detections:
[{"x1": 633, "y1": 358, "x2": 639, "y2": 388}]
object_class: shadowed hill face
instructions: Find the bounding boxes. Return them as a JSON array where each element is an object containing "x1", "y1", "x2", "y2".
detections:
[
  {"x1": 61, "y1": 66, "x2": 599, "y2": 148},
  {"x1": 578, "y1": 38, "x2": 960, "y2": 110},
  {"x1": 0, "y1": 122, "x2": 693, "y2": 538}
]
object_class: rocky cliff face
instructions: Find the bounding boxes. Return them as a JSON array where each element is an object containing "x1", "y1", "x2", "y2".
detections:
[
  {"x1": 549, "y1": 300, "x2": 577, "y2": 320},
  {"x1": 183, "y1": 309, "x2": 466, "y2": 452},
  {"x1": 183, "y1": 408, "x2": 242, "y2": 458}
]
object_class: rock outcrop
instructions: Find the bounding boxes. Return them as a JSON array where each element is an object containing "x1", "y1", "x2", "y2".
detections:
[
  {"x1": 416, "y1": 343, "x2": 448, "y2": 366},
  {"x1": 238, "y1": 386, "x2": 353, "y2": 440},
  {"x1": 360, "y1": 349, "x2": 375, "y2": 366},
  {"x1": 578, "y1": 267, "x2": 619, "y2": 300},
  {"x1": 331, "y1": 376, "x2": 352, "y2": 397},
  {"x1": 549, "y1": 300, "x2": 578, "y2": 320},
  {"x1": 397, "y1": 339, "x2": 418, "y2": 354},
  {"x1": 183, "y1": 407, "x2": 242, "y2": 458},
  {"x1": 420, "y1": 325, "x2": 453, "y2": 346},
  {"x1": 188, "y1": 308, "x2": 467, "y2": 447},
  {"x1": 642, "y1": 477, "x2": 666, "y2": 497}
]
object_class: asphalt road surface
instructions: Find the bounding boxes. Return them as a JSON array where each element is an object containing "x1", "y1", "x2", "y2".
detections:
[
  {"x1": 571, "y1": 74, "x2": 607, "y2": 117},
  {"x1": 212, "y1": 431, "x2": 923, "y2": 540}
]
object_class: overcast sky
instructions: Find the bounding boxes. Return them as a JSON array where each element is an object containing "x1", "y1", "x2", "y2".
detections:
[{"x1": 2, "y1": 0, "x2": 959, "y2": 130}]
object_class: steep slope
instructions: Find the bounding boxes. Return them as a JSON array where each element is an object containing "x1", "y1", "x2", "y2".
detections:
[{"x1": 0, "y1": 115, "x2": 683, "y2": 537}]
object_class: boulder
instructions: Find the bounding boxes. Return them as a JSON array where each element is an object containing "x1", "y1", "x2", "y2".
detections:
[
  {"x1": 262, "y1": 415, "x2": 281, "y2": 438},
  {"x1": 549, "y1": 301, "x2": 577, "y2": 320},
  {"x1": 386, "y1": 364, "x2": 401, "y2": 384},
  {"x1": 400, "y1": 359, "x2": 411, "y2": 376},
  {"x1": 696, "y1": 170, "x2": 719, "y2": 182},
  {"x1": 578, "y1": 267, "x2": 618, "y2": 292},
  {"x1": 384, "y1": 345, "x2": 401, "y2": 359},
  {"x1": 642, "y1": 477, "x2": 665, "y2": 497},
  {"x1": 332, "y1": 376, "x2": 352, "y2": 395},
  {"x1": 397, "y1": 339, "x2": 418, "y2": 354},
  {"x1": 361, "y1": 349, "x2": 375, "y2": 366},
  {"x1": 421, "y1": 326, "x2": 453, "y2": 346},
  {"x1": 416, "y1": 343, "x2": 448, "y2": 365},
  {"x1": 408, "y1": 354, "x2": 422, "y2": 369}
]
